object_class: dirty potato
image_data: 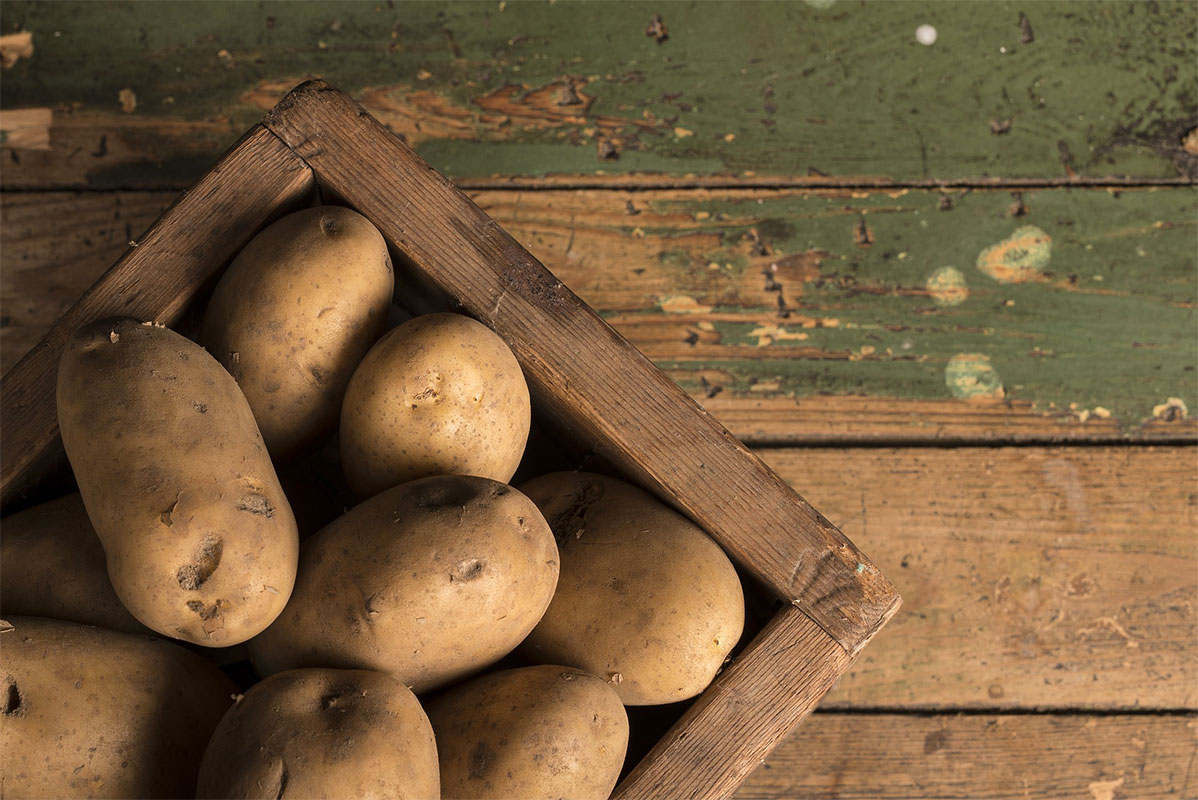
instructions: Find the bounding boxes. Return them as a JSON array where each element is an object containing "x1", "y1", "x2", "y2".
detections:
[
  {"x1": 200, "y1": 206, "x2": 393, "y2": 459},
  {"x1": 249, "y1": 475, "x2": 557, "y2": 693},
  {"x1": 426, "y1": 665, "x2": 628, "y2": 800},
  {"x1": 56, "y1": 318, "x2": 299, "y2": 647},
  {"x1": 519, "y1": 472, "x2": 744, "y2": 705},
  {"x1": 197, "y1": 668, "x2": 439, "y2": 800},
  {"x1": 339, "y1": 313, "x2": 530, "y2": 498},
  {"x1": 0, "y1": 493, "x2": 150, "y2": 635},
  {"x1": 0, "y1": 616, "x2": 234, "y2": 798}
]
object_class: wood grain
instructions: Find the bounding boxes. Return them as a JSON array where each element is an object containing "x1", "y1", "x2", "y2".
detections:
[
  {"x1": 763, "y1": 446, "x2": 1197, "y2": 710},
  {"x1": 6, "y1": 187, "x2": 1194, "y2": 442},
  {"x1": 0, "y1": 126, "x2": 314, "y2": 507},
  {"x1": 1, "y1": 1, "x2": 1194, "y2": 188},
  {"x1": 261, "y1": 80, "x2": 899, "y2": 654},
  {"x1": 734, "y1": 713, "x2": 1198, "y2": 799},
  {"x1": 615, "y1": 606, "x2": 851, "y2": 800}
]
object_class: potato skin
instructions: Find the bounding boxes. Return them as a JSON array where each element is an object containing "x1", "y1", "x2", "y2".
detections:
[
  {"x1": 425, "y1": 665, "x2": 628, "y2": 800},
  {"x1": 249, "y1": 475, "x2": 558, "y2": 693},
  {"x1": 0, "y1": 616, "x2": 234, "y2": 799},
  {"x1": 0, "y1": 493, "x2": 150, "y2": 635},
  {"x1": 340, "y1": 313, "x2": 530, "y2": 499},
  {"x1": 518, "y1": 472, "x2": 745, "y2": 705},
  {"x1": 197, "y1": 668, "x2": 439, "y2": 800},
  {"x1": 200, "y1": 206, "x2": 393, "y2": 458},
  {"x1": 56, "y1": 318, "x2": 299, "y2": 647}
]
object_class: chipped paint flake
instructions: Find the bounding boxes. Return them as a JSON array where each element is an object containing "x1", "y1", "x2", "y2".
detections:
[
  {"x1": 1087, "y1": 776, "x2": 1125, "y2": 800},
  {"x1": 0, "y1": 107, "x2": 52, "y2": 150},
  {"x1": 926, "y1": 266, "x2": 969, "y2": 306},
  {"x1": 945, "y1": 353, "x2": 1004, "y2": 403},
  {"x1": 977, "y1": 225, "x2": 1052, "y2": 283},
  {"x1": 659, "y1": 295, "x2": 713, "y2": 314},
  {"x1": 1152, "y1": 396, "x2": 1188, "y2": 421},
  {"x1": 0, "y1": 31, "x2": 33, "y2": 68},
  {"x1": 118, "y1": 87, "x2": 137, "y2": 113},
  {"x1": 749, "y1": 323, "x2": 810, "y2": 347}
]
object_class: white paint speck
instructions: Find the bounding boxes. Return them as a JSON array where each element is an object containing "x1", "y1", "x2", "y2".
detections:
[
  {"x1": 916, "y1": 24, "x2": 937, "y2": 45},
  {"x1": 999, "y1": 46, "x2": 1007, "y2": 54}
]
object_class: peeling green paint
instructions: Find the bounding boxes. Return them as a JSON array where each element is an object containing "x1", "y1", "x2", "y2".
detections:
[
  {"x1": 606, "y1": 187, "x2": 1195, "y2": 428},
  {"x1": 2, "y1": 1, "x2": 1195, "y2": 187}
]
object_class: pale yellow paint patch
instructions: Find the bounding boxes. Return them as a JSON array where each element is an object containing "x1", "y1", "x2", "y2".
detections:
[
  {"x1": 659, "y1": 295, "x2": 713, "y2": 314},
  {"x1": 1092, "y1": 406, "x2": 1111, "y2": 419},
  {"x1": 749, "y1": 324, "x2": 810, "y2": 347},
  {"x1": 1152, "y1": 397, "x2": 1188, "y2": 421},
  {"x1": 945, "y1": 353, "x2": 1004, "y2": 403},
  {"x1": 118, "y1": 87, "x2": 137, "y2": 113},
  {"x1": 0, "y1": 107, "x2": 51, "y2": 150},
  {"x1": 977, "y1": 225, "x2": 1052, "y2": 283},
  {"x1": 0, "y1": 31, "x2": 33, "y2": 68},
  {"x1": 1088, "y1": 776, "x2": 1124, "y2": 800},
  {"x1": 674, "y1": 126, "x2": 694, "y2": 138},
  {"x1": 926, "y1": 266, "x2": 969, "y2": 306}
]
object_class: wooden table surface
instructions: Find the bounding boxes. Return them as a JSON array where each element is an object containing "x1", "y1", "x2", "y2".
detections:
[{"x1": 2, "y1": 2, "x2": 1195, "y2": 797}]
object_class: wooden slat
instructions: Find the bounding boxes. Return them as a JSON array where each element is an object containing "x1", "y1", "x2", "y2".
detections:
[
  {"x1": 615, "y1": 606, "x2": 851, "y2": 800},
  {"x1": 1, "y1": 1, "x2": 1194, "y2": 188},
  {"x1": 764, "y1": 446, "x2": 1197, "y2": 710},
  {"x1": 0, "y1": 126, "x2": 314, "y2": 507},
  {"x1": 4, "y1": 186, "x2": 1194, "y2": 441},
  {"x1": 261, "y1": 80, "x2": 899, "y2": 654},
  {"x1": 734, "y1": 713, "x2": 1198, "y2": 800}
]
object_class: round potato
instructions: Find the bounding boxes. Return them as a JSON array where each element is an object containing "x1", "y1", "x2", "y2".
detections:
[
  {"x1": 0, "y1": 616, "x2": 234, "y2": 798},
  {"x1": 518, "y1": 472, "x2": 744, "y2": 705},
  {"x1": 56, "y1": 318, "x2": 299, "y2": 647},
  {"x1": 200, "y1": 205, "x2": 394, "y2": 459},
  {"x1": 426, "y1": 665, "x2": 628, "y2": 800},
  {"x1": 339, "y1": 313, "x2": 530, "y2": 498},
  {"x1": 0, "y1": 493, "x2": 150, "y2": 635},
  {"x1": 197, "y1": 668, "x2": 439, "y2": 800},
  {"x1": 249, "y1": 475, "x2": 558, "y2": 693}
]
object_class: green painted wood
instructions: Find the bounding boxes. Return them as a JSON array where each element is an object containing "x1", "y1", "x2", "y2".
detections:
[
  {"x1": 1, "y1": 0, "x2": 1194, "y2": 188},
  {"x1": 3, "y1": 186, "x2": 1194, "y2": 439},
  {"x1": 487, "y1": 184, "x2": 1198, "y2": 435}
]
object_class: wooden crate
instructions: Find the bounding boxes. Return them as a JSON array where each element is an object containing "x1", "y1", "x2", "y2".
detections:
[{"x1": 0, "y1": 81, "x2": 900, "y2": 799}]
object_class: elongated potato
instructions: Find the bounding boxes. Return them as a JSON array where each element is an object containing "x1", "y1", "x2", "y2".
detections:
[
  {"x1": 57, "y1": 318, "x2": 299, "y2": 647},
  {"x1": 197, "y1": 668, "x2": 439, "y2": 800},
  {"x1": 0, "y1": 616, "x2": 234, "y2": 798},
  {"x1": 249, "y1": 475, "x2": 558, "y2": 693},
  {"x1": 0, "y1": 493, "x2": 150, "y2": 635},
  {"x1": 426, "y1": 665, "x2": 628, "y2": 800},
  {"x1": 200, "y1": 206, "x2": 394, "y2": 458},
  {"x1": 519, "y1": 472, "x2": 745, "y2": 705}
]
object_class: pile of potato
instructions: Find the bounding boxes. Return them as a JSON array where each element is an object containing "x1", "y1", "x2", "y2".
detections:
[{"x1": 0, "y1": 206, "x2": 746, "y2": 800}]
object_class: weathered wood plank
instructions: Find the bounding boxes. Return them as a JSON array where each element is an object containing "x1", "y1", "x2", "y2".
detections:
[
  {"x1": 5, "y1": 186, "x2": 1194, "y2": 441},
  {"x1": 734, "y1": 713, "x2": 1198, "y2": 800},
  {"x1": 1, "y1": 1, "x2": 1194, "y2": 188},
  {"x1": 615, "y1": 606, "x2": 851, "y2": 800},
  {"x1": 762, "y1": 446, "x2": 1197, "y2": 710}
]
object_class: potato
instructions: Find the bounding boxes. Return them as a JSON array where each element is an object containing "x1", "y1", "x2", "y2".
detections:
[
  {"x1": 249, "y1": 475, "x2": 558, "y2": 693},
  {"x1": 200, "y1": 206, "x2": 393, "y2": 458},
  {"x1": 197, "y1": 668, "x2": 439, "y2": 800},
  {"x1": 56, "y1": 318, "x2": 299, "y2": 647},
  {"x1": 425, "y1": 665, "x2": 628, "y2": 800},
  {"x1": 0, "y1": 493, "x2": 150, "y2": 636},
  {"x1": 518, "y1": 472, "x2": 744, "y2": 705},
  {"x1": 340, "y1": 313, "x2": 530, "y2": 498},
  {"x1": 0, "y1": 616, "x2": 234, "y2": 798}
]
